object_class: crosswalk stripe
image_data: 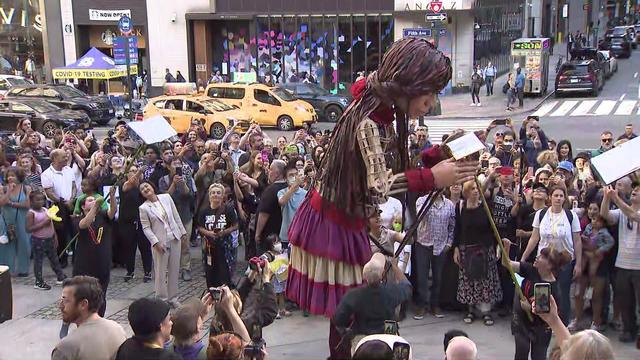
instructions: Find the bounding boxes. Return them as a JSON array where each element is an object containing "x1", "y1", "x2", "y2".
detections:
[
  {"x1": 550, "y1": 100, "x2": 579, "y2": 116},
  {"x1": 594, "y1": 100, "x2": 617, "y2": 116},
  {"x1": 425, "y1": 120, "x2": 492, "y2": 144},
  {"x1": 531, "y1": 101, "x2": 558, "y2": 117},
  {"x1": 570, "y1": 100, "x2": 598, "y2": 116},
  {"x1": 614, "y1": 100, "x2": 637, "y2": 115}
]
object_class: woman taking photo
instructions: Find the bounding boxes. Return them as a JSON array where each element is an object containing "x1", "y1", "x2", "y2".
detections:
[
  {"x1": 521, "y1": 186, "x2": 582, "y2": 324},
  {"x1": 14, "y1": 118, "x2": 46, "y2": 145},
  {"x1": 501, "y1": 238, "x2": 571, "y2": 360},
  {"x1": 0, "y1": 167, "x2": 31, "y2": 276},
  {"x1": 198, "y1": 183, "x2": 238, "y2": 288},
  {"x1": 18, "y1": 154, "x2": 42, "y2": 190},
  {"x1": 139, "y1": 180, "x2": 186, "y2": 305},
  {"x1": 239, "y1": 151, "x2": 268, "y2": 199},
  {"x1": 75, "y1": 188, "x2": 117, "y2": 316},
  {"x1": 452, "y1": 180, "x2": 503, "y2": 326}
]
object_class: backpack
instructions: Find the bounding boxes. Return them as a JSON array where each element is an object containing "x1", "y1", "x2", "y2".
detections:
[{"x1": 538, "y1": 207, "x2": 575, "y2": 227}]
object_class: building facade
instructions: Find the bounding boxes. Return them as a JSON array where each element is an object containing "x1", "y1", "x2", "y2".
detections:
[{"x1": 0, "y1": 0, "x2": 44, "y2": 82}]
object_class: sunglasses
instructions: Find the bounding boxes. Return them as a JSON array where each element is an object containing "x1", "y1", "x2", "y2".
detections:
[
  {"x1": 601, "y1": 138, "x2": 613, "y2": 143},
  {"x1": 495, "y1": 132, "x2": 505, "y2": 137}
]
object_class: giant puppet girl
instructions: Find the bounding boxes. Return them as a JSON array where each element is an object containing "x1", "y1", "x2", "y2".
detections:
[{"x1": 286, "y1": 38, "x2": 478, "y2": 321}]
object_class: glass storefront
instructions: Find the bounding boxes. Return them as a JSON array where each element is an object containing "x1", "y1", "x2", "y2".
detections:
[
  {"x1": 0, "y1": 0, "x2": 44, "y2": 82},
  {"x1": 209, "y1": 14, "x2": 393, "y2": 94}
]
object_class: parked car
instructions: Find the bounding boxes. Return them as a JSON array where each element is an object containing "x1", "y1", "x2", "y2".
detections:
[
  {"x1": 205, "y1": 82, "x2": 317, "y2": 131},
  {"x1": 555, "y1": 60, "x2": 604, "y2": 97},
  {"x1": 571, "y1": 48, "x2": 610, "y2": 78},
  {"x1": 5, "y1": 84, "x2": 115, "y2": 126},
  {"x1": 600, "y1": 35, "x2": 632, "y2": 58},
  {"x1": 280, "y1": 83, "x2": 351, "y2": 122},
  {"x1": 598, "y1": 50, "x2": 618, "y2": 76},
  {"x1": 0, "y1": 99, "x2": 90, "y2": 138},
  {"x1": 0, "y1": 75, "x2": 32, "y2": 99},
  {"x1": 143, "y1": 95, "x2": 250, "y2": 139}
]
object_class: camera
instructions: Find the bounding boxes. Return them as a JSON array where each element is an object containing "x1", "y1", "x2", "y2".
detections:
[{"x1": 243, "y1": 324, "x2": 265, "y2": 360}]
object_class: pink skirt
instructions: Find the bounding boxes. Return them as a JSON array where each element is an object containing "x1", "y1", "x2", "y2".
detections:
[{"x1": 286, "y1": 192, "x2": 372, "y2": 317}]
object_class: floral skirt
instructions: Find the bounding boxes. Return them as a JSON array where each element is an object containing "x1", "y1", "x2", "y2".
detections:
[{"x1": 456, "y1": 245, "x2": 503, "y2": 306}]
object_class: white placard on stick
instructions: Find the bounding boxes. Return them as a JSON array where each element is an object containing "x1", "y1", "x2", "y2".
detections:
[
  {"x1": 444, "y1": 132, "x2": 486, "y2": 160},
  {"x1": 127, "y1": 115, "x2": 177, "y2": 144},
  {"x1": 590, "y1": 136, "x2": 640, "y2": 185}
]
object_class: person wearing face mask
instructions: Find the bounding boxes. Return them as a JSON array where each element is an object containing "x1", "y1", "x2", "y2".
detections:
[{"x1": 198, "y1": 183, "x2": 239, "y2": 288}]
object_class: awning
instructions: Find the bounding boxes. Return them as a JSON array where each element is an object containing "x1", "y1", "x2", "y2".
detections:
[{"x1": 52, "y1": 47, "x2": 137, "y2": 79}]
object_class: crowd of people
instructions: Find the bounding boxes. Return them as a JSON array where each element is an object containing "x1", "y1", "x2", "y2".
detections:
[{"x1": 0, "y1": 96, "x2": 637, "y2": 359}]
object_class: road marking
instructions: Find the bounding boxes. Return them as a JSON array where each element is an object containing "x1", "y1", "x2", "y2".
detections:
[
  {"x1": 635, "y1": 72, "x2": 638, "y2": 78},
  {"x1": 550, "y1": 100, "x2": 579, "y2": 116},
  {"x1": 620, "y1": 93, "x2": 626, "y2": 101},
  {"x1": 571, "y1": 100, "x2": 598, "y2": 116},
  {"x1": 531, "y1": 101, "x2": 558, "y2": 117},
  {"x1": 424, "y1": 119, "x2": 492, "y2": 145},
  {"x1": 594, "y1": 100, "x2": 617, "y2": 116},
  {"x1": 614, "y1": 100, "x2": 637, "y2": 115}
]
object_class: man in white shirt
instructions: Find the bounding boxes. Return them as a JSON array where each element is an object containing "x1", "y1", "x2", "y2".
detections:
[
  {"x1": 601, "y1": 184, "x2": 640, "y2": 343},
  {"x1": 41, "y1": 149, "x2": 77, "y2": 268},
  {"x1": 52, "y1": 276, "x2": 126, "y2": 360}
]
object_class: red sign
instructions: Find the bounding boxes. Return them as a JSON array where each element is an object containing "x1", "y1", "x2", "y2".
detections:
[{"x1": 429, "y1": 1, "x2": 443, "y2": 13}]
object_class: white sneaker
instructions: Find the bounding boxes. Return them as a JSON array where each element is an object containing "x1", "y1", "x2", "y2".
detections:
[
  {"x1": 567, "y1": 319, "x2": 580, "y2": 332},
  {"x1": 476, "y1": 103, "x2": 482, "y2": 107},
  {"x1": 470, "y1": 103, "x2": 476, "y2": 106}
]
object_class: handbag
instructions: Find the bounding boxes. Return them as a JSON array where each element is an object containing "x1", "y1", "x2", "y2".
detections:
[
  {"x1": 502, "y1": 82, "x2": 510, "y2": 94},
  {"x1": 2, "y1": 186, "x2": 21, "y2": 243},
  {"x1": 463, "y1": 244, "x2": 488, "y2": 281}
]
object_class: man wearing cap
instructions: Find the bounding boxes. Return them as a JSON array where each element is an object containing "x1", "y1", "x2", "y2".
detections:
[
  {"x1": 554, "y1": 161, "x2": 579, "y2": 199},
  {"x1": 484, "y1": 166, "x2": 517, "y2": 315},
  {"x1": 115, "y1": 298, "x2": 181, "y2": 360},
  {"x1": 333, "y1": 253, "x2": 412, "y2": 354},
  {"x1": 573, "y1": 152, "x2": 593, "y2": 184}
]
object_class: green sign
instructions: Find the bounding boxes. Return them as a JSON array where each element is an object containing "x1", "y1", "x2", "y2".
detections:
[{"x1": 233, "y1": 72, "x2": 257, "y2": 83}]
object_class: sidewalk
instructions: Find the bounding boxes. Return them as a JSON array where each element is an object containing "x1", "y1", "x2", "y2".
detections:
[{"x1": 437, "y1": 43, "x2": 564, "y2": 119}]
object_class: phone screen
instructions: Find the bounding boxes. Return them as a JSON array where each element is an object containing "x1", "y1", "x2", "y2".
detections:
[
  {"x1": 481, "y1": 160, "x2": 489, "y2": 168},
  {"x1": 392, "y1": 343, "x2": 410, "y2": 360},
  {"x1": 384, "y1": 320, "x2": 399, "y2": 335},
  {"x1": 493, "y1": 119, "x2": 506, "y2": 126},
  {"x1": 175, "y1": 167, "x2": 183, "y2": 176},
  {"x1": 534, "y1": 283, "x2": 551, "y2": 314}
]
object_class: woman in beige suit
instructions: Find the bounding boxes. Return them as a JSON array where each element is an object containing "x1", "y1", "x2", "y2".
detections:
[{"x1": 139, "y1": 180, "x2": 186, "y2": 305}]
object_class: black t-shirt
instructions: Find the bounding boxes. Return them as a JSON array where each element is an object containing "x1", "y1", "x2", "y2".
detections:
[
  {"x1": 513, "y1": 262, "x2": 558, "y2": 329},
  {"x1": 517, "y1": 204, "x2": 542, "y2": 262},
  {"x1": 119, "y1": 185, "x2": 144, "y2": 222},
  {"x1": 490, "y1": 188, "x2": 515, "y2": 239},
  {"x1": 116, "y1": 338, "x2": 182, "y2": 360},
  {"x1": 198, "y1": 204, "x2": 238, "y2": 234},
  {"x1": 74, "y1": 211, "x2": 112, "y2": 279},
  {"x1": 257, "y1": 181, "x2": 288, "y2": 239}
]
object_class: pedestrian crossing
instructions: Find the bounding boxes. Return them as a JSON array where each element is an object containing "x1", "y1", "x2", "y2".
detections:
[
  {"x1": 425, "y1": 119, "x2": 493, "y2": 144},
  {"x1": 531, "y1": 99, "x2": 640, "y2": 117}
]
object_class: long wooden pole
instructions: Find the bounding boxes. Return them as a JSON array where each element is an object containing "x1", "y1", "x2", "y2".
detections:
[{"x1": 474, "y1": 177, "x2": 533, "y2": 321}]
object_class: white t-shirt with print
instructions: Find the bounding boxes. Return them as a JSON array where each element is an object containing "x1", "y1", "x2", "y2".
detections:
[
  {"x1": 380, "y1": 197, "x2": 403, "y2": 229},
  {"x1": 533, "y1": 208, "x2": 581, "y2": 258},
  {"x1": 608, "y1": 209, "x2": 640, "y2": 270}
]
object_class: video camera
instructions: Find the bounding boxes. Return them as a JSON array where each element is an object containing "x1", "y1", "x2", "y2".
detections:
[{"x1": 248, "y1": 252, "x2": 275, "y2": 271}]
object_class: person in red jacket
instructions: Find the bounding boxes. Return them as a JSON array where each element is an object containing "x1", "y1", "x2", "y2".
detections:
[{"x1": 285, "y1": 37, "x2": 478, "y2": 358}]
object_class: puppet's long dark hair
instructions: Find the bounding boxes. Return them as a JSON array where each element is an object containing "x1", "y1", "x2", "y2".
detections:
[{"x1": 317, "y1": 37, "x2": 452, "y2": 216}]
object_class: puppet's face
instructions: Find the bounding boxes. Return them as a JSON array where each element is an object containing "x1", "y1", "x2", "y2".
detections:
[{"x1": 407, "y1": 93, "x2": 436, "y2": 118}]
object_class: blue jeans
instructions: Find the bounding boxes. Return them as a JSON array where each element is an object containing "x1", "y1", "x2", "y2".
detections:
[
  {"x1": 557, "y1": 260, "x2": 576, "y2": 324},
  {"x1": 414, "y1": 243, "x2": 446, "y2": 309},
  {"x1": 485, "y1": 76, "x2": 494, "y2": 95}
]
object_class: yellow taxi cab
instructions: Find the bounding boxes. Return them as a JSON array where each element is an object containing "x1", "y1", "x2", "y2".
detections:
[
  {"x1": 142, "y1": 95, "x2": 251, "y2": 139},
  {"x1": 204, "y1": 82, "x2": 317, "y2": 131}
]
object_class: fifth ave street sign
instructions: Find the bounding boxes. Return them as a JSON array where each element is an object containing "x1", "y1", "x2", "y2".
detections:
[{"x1": 425, "y1": 13, "x2": 447, "y2": 21}]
